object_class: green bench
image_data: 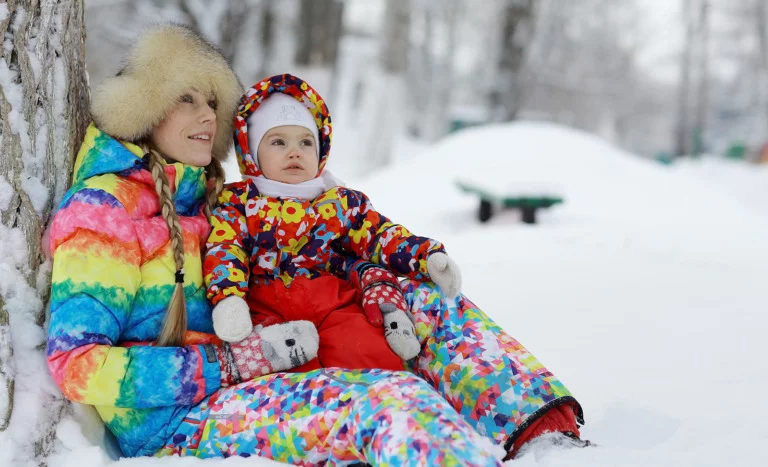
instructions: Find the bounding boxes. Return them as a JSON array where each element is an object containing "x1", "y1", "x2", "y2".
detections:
[{"x1": 456, "y1": 181, "x2": 564, "y2": 224}]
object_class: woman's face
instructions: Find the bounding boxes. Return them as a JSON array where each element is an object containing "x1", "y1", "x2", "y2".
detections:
[{"x1": 150, "y1": 88, "x2": 217, "y2": 167}]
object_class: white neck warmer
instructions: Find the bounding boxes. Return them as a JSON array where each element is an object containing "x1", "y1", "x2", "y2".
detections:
[{"x1": 246, "y1": 170, "x2": 344, "y2": 200}]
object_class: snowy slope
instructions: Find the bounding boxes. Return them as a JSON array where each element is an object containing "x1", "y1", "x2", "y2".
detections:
[
  {"x1": 672, "y1": 156, "x2": 768, "y2": 218},
  {"x1": 47, "y1": 122, "x2": 768, "y2": 466},
  {"x1": 350, "y1": 122, "x2": 768, "y2": 466}
]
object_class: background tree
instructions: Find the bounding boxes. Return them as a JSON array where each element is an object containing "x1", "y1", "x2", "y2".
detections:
[{"x1": 488, "y1": 0, "x2": 538, "y2": 122}]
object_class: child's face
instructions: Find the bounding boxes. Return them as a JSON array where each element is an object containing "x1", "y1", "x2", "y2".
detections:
[{"x1": 257, "y1": 125, "x2": 319, "y2": 184}]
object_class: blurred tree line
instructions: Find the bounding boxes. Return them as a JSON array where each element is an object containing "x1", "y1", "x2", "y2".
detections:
[
  {"x1": 84, "y1": 0, "x2": 768, "y2": 173},
  {"x1": 677, "y1": 0, "x2": 768, "y2": 162}
]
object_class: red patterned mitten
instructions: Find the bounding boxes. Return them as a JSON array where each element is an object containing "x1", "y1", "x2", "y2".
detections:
[{"x1": 354, "y1": 266, "x2": 420, "y2": 360}]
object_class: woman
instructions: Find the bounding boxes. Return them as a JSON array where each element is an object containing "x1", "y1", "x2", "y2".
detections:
[{"x1": 47, "y1": 24, "x2": 584, "y2": 465}]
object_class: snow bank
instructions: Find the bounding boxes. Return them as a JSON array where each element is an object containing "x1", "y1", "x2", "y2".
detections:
[
  {"x1": 350, "y1": 121, "x2": 768, "y2": 467},
  {"x1": 672, "y1": 156, "x2": 768, "y2": 218},
  {"x1": 353, "y1": 121, "x2": 768, "y2": 267}
]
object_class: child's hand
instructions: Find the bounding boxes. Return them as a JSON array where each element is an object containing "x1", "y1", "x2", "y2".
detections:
[
  {"x1": 212, "y1": 295, "x2": 253, "y2": 342},
  {"x1": 218, "y1": 320, "x2": 319, "y2": 386},
  {"x1": 357, "y1": 266, "x2": 421, "y2": 360},
  {"x1": 426, "y1": 252, "x2": 462, "y2": 298}
]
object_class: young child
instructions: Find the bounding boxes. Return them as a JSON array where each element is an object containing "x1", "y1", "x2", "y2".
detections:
[{"x1": 204, "y1": 74, "x2": 462, "y2": 371}]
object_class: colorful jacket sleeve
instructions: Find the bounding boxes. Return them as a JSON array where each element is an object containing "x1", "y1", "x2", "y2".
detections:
[
  {"x1": 337, "y1": 188, "x2": 445, "y2": 281},
  {"x1": 204, "y1": 181, "x2": 252, "y2": 305},
  {"x1": 46, "y1": 184, "x2": 221, "y2": 409},
  {"x1": 338, "y1": 257, "x2": 383, "y2": 289}
]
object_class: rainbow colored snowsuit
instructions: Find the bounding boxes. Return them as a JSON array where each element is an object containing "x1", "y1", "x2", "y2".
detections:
[{"x1": 47, "y1": 124, "x2": 221, "y2": 456}]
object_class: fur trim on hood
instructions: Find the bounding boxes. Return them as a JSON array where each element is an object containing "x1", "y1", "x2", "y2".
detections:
[
  {"x1": 234, "y1": 74, "x2": 332, "y2": 178},
  {"x1": 90, "y1": 24, "x2": 243, "y2": 161}
]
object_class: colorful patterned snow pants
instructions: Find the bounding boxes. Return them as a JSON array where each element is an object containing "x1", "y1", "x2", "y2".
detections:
[{"x1": 157, "y1": 282, "x2": 582, "y2": 465}]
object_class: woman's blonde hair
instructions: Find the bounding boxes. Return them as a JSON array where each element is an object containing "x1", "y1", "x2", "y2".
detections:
[{"x1": 143, "y1": 143, "x2": 225, "y2": 347}]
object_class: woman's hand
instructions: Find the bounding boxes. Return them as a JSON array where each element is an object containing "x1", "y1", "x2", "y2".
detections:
[
  {"x1": 426, "y1": 252, "x2": 462, "y2": 298},
  {"x1": 218, "y1": 320, "x2": 319, "y2": 386}
]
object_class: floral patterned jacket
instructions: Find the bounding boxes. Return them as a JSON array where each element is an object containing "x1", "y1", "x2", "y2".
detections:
[{"x1": 204, "y1": 74, "x2": 445, "y2": 304}]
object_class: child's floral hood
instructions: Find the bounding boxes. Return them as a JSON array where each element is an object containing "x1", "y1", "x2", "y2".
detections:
[{"x1": 233, "y1": 74, "x2": 332, "y2": 178}]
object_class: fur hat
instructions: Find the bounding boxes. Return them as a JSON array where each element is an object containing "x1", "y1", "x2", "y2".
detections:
[{"x1": 90, "y1": 24, "x2": 243, "y2": 161}]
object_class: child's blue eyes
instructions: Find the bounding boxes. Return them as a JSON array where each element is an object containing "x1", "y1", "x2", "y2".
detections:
[{"x1": 269, "y1": 139, "x2": 314, "y2": 147}]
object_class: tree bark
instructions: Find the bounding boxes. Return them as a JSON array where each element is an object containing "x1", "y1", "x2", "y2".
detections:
[{"x1": 0, "y1": 0, "x2": 89, "y2": 463}]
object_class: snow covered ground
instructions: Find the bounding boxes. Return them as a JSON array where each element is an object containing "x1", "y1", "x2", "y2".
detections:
[
  {"x1": 47, "y1": 122, "x2": 768, "y2": 466},
  {"x1": 672, "y1": 156, "x2": 768, "y2": 218}
]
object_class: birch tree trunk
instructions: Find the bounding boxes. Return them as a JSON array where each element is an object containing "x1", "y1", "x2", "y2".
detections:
[
  {"x1": 676, "y1": 0, "x2": 695, "y2": 157},
  {"x1": 0, "y1": 0, "x2": 89, "y2": 464},
  {"x1": 359, "y1": 0, "x2": 410, "y2": 170},
  {"x1": 294, "y1": 0, "x2": 343, "y2": 96},
  {"x1": 295, "y1": 0, "x2": 343, "y2": 68},
  {"x1": 756, "y1": 0, "x2": 768, "y2": 142},
  {"x1": 692, "y1": 0, "x2": 709, "y2": 156},
  {"x1": 406, "y1": 1, "x2": 457, "y2": 141},
  {"x1": 489, "y1": 0, "x2": 537, "y2": 122},
  {"x1": 176, "y1": 0, "x2": 256, "y2": 81}
]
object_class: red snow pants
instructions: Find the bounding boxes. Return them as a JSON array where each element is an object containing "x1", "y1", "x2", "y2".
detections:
[{"x1": 246, "y1": 275, "x2": 405, "y2": 371}]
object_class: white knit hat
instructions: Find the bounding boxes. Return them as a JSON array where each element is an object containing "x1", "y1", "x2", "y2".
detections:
[{"x1": 246, "y1": 93, "x2": 320, "y2": 165}]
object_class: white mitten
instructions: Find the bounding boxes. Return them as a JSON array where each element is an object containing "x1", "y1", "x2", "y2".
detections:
[
  {"x1": 212, "y1": 295, "x2": 253, "y2": 342},
  {"x1": 426, "y1": 252, "x2": 462, "y2": 298}
]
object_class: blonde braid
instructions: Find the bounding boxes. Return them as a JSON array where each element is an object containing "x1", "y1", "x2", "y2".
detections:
[
  {"x1": 145, "y1": 147, "x2": 188, "y2": 347},
  {"x1": 204, "y1": 158, "x2": 226, "y2": 219}
]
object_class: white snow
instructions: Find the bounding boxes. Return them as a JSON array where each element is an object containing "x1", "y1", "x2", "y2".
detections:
[
  {"x1": 6, "y1": 122, "x2": 768, "y2": 465},
  {"x1": 352, "y1": 122, "x2": 768, "y2": 466},
  {"x1": 672, "y1": 156, "x2": 768, "y2": 218},
  {"x1": 0, "y1": 176, "x2": 13, "y2": 212},
  {"x1": 20, "y1": 172, "x2": 49, "y2": 215},
  {"x1": 0, "y1": 222, "x2": 63, "y2": 466}
]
